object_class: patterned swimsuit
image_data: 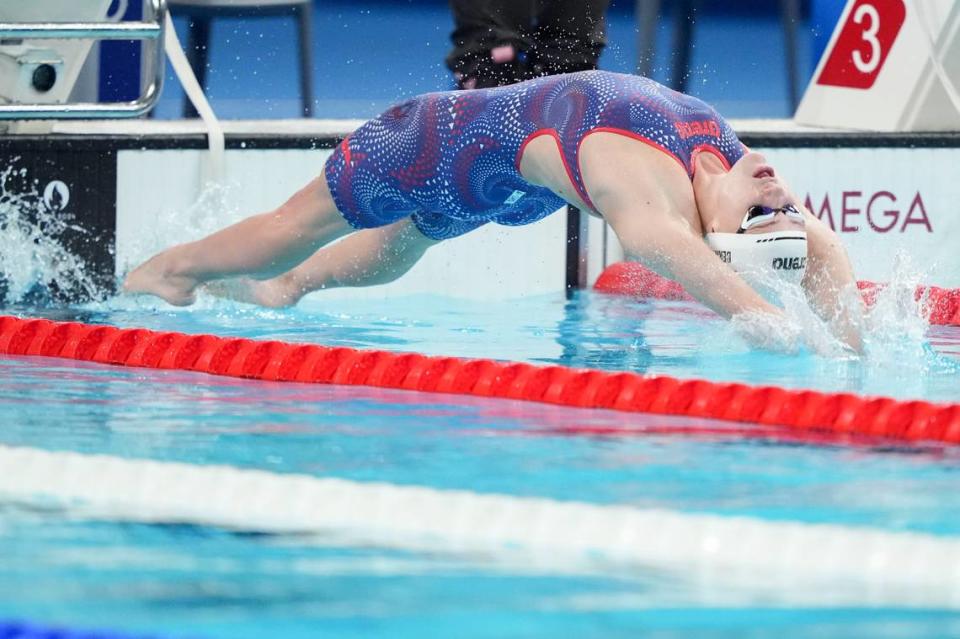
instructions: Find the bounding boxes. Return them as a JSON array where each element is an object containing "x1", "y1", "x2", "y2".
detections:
[{"x1": 324, "y1": 70, "x2": 744, "y2": 240}]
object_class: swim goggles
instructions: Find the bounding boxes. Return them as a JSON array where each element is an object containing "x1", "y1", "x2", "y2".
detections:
[{"x1": 737, "y1": 204, "x2": 804, "y2": 233}]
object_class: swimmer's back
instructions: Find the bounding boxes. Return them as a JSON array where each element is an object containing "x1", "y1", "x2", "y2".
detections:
[{"x1": 324, "y1": 71, "x2": 744, "y2": 239}]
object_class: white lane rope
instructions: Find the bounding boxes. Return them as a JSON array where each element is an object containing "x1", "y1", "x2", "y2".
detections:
[{"x1": 1, "y1": 444, "x2": 959, "y2": 609}]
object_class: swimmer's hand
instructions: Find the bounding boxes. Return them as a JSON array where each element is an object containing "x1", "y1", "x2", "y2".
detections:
[
  {"x1": 203, "y1": 274, "x2": 300, "y2": 309},
  {"x1": 730, "y1": 311, "x2": 802, "y2": 354},
  {"x1": 831, "y1": 320, "x2": 864, "y2": 356},
  {"x1": 731, "y1": 311, "x2": 861, "y2": 357}
]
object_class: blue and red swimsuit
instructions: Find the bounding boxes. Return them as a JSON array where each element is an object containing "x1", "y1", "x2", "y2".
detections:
[{"x1": 324, "y1": 70, "x2": 744, "y2": 240}]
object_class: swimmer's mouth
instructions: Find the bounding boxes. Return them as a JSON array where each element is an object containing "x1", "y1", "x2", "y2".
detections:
[{"x1": 753, "y1": 166, "x2": 775, "y2": 179}]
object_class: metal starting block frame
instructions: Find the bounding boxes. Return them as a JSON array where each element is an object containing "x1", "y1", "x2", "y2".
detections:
[{"x1": 0, "y1": 0, "x2": 167, "y2": 119}]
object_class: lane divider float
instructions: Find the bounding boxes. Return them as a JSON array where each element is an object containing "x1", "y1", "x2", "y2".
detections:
[
  {"x1": 2, "y1": 444, "x2": 960, "y2": 608},
  {"x1": 594, "y1": 261, "x2": 960, "y2": 326},
  {"x1": 0, "y1": 314, "x2": 958, "y2": 444}
]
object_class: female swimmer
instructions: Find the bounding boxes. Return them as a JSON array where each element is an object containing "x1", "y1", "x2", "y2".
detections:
[{"x1": 124, "y1": 70, "x2": 862, "y2": 350}]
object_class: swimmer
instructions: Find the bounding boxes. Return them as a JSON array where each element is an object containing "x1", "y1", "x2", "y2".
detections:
[{"x1": 124, "y1": 70, "x2": 862, "y2": 351}]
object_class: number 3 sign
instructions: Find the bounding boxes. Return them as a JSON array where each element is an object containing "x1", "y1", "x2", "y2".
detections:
[
  {"x1": 817, "y1": 0, "x2": 906, "y2": 89},
  {"x1": 796, "y1": 0, "x2": 960, "y2": 130}
]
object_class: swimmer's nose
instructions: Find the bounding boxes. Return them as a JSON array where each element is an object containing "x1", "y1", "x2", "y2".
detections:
[
  {"x1": 742, "y1": 209, "x2": 805, "y2": 234},
  {"x1": 777, "y1": 209, "x2": 804, "y2": 224},
  {"x1": 772, "y1": 210, "x2": 805, "y2": 230}
]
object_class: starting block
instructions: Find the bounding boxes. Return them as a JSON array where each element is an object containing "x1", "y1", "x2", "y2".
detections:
[{"x1": 796, "y1": 0, "x2": 960, "y2": 131}]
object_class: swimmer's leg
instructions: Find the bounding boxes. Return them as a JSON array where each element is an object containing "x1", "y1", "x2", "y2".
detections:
[
  {"x1": 123, "y1": 176, "x2": 352, "y2": 306},
  {"x1": 204, "y1": 217, "x2": 439, "y2": 308}
]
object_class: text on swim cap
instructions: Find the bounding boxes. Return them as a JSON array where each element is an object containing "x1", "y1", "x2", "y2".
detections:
[{"x1": 772, "y1": 257, "x2": 806, "y2": 270}]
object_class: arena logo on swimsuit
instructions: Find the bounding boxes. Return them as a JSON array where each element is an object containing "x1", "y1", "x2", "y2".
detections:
[
  {"x1": 673, "y1": 120, "x2": 721, "y2": 140},
  {"x1": 804, "y1": 190, "x2": 933, "y2": 233}
]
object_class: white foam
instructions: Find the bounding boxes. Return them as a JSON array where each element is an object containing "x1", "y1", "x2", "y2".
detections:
[{"x1": 860, "y1": 251, "x2": 960, "y2": 390}]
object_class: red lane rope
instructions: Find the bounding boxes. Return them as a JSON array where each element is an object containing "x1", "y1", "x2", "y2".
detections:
[
  {"x1": 1, "y1": 314, "x2": 958, "y2": 444},
  {"x1": 594, "y1": 262, "x2": 960, "y2": 326}
]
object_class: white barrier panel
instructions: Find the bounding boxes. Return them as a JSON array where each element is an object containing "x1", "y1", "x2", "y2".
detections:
[
  {"x1": 796, "y1": 0, "x2": 960, "y2": 131},
  {"x1": 763, "y1": 146, "x2": 960, "y2": 287},
  {"x1": 116, "y1": 148, "x2": 568, "y2": 302}
]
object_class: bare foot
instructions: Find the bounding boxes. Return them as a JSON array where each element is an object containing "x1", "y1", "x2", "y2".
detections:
[
  {"x1": 123, "y1": 253, "x2": 199, "y2": 306},
  {"x1": 203, "y1": 274, "x2": 300, "y2": 309}
]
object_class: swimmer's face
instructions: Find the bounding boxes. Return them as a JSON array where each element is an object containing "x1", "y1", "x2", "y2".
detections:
[{"x1": 695, "y1": 151, "x2": 806, "y2": 235}]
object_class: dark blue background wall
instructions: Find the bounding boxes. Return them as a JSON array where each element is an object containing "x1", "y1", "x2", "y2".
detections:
[{"x1": 144, "y1": 0, "x2": 847, "y2": 120}]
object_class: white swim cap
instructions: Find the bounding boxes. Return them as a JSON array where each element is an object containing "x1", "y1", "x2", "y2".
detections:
[{"x1": 705, "y1": 230, "x2": 808, "y2": 287}]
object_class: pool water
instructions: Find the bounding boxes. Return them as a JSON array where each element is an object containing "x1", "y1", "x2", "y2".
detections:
[
  {"x1": 71, "y1": 290, "x2": 960, "y2": 402},
  {"x1": 1, "y1": 291, "x2": 959, "y2": 638}
]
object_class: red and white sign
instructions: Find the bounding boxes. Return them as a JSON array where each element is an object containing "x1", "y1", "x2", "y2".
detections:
[
  {"x1": 816, "y1": 0, "x2": 906, "y2": 89},
  {"x1": 796, "y1": 0, "x2": 960, "y2": 131}
]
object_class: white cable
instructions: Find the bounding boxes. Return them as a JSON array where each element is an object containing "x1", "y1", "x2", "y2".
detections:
[
  {"x1": 913, "y1": 0, "x2": 960, "y2": 121},
  {"x1": 162, "y1": 12, "x2": 225, "y2": 185},
  {"x1": 1, "y1": 445, "x2": 959, "y2": 609}
]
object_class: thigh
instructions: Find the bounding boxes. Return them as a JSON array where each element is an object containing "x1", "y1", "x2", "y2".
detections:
[
  {"x1": 275, "y1": 175, "x2": 354, "y2": 239},
  {"x1": 410, "y1": 210, "x2": 489, "y2": 241},
  {"x1": 323, "y1": 125, "x2": 421, "y2": 232}
]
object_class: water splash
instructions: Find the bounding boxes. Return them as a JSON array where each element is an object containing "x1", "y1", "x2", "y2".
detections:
[
  {"x1": 856, "y1": 252, "x2": 959, "y2": 397},
  {"x1": 117, "y1": 179, "x2": 241, "y2": 280},
  {"x1": 0, "y1": 162, "x2": 101, "y2": 305},
  {"x1": 723, "y1": 267, "x2": 853, "y2": 358},
  {"x1": 715, "y1": 252, "x2": 958, "y2": 399},
  {"x1": 109, "y1": 179, "x2": 243, "y2": 314},
  {"x1": 863, "y1": 252, "x2": 929, "y2": 351}
]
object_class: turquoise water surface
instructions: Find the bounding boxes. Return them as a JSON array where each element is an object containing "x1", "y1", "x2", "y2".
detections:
[
  {"x1": 1, "y1": 291, "x2": 959, "y2": 638},
  {"x1": 68, "y1": 290, "x2": 960, "y2": 402}
]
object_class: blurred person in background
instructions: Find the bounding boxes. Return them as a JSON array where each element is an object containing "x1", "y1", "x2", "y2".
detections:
[{"x1": 446, "y1": 0, "x2": 611, "y2": 89}]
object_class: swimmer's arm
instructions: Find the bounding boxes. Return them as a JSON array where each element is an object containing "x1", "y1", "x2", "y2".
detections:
[
  {"x1": 801, "y1": 213, "x2": 864, "y2": 352},
  {"x1": 205, "y1": 218, "x2": 438, "y2": 308},
  {"x1": 603, "y1": 207, "x2": 782, "y2": 319},
  {"x1": 582, "y1": 143, "x2": 782, "y2": 321}
]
